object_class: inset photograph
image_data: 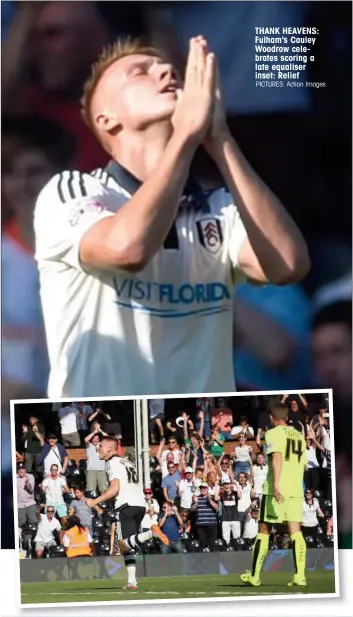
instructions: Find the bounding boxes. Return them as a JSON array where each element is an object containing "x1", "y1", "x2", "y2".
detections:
[{"x1": 12, "y1": 392, "x2": 338, "y2": 606}]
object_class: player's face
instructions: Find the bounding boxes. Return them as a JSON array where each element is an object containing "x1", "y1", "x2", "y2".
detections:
[
  {"x1": 17, "y1": 468, "x2": 26, "y2": 478},
  {"x1": 97, "y1": 440, "x2": 110, "y2": 459},
  {"x1": 95, "y1": 54, "x2": 180, "y2": 133},
  {"x1": 312, "y1": 323, "x2": 352, "y2": 399}
]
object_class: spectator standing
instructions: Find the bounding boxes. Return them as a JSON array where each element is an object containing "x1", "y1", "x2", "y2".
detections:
[
  {"x1": 304, "y1": 432, "x2": 321, "y2": 492},
  {"x1": 159, "y1": 436, "x2": 182, "y2": 470},
  {"x1": 184, "y1": 430, "x2": 205, "y2": 468},
  {"x1": 192, "y1": 483, "x2": 219, "y2": 548},
  {"x1": 252, "y1": 453, "x2": 268, "y2": 498},
  {"x1": 41, "y1": 463, "x2": 70, "y2": 521},
  {"x1": 195, "y1": 398, "x2": 214, "y2": 438},
  {"x1": 141, "y1": 488, "x2": 160, "y2": 531},
  {"x1": 194, "y1": 467, "x2": 205, "y2": 496},
  {"x1": 17, "y1": 463, "x2": 37, "y2": 529},
  {"x1": 63, "y1": 515, "x2": 93, "y2": 557},
  {"x1": 34, "y1": 504, "x2": 61, "y2": 558},
  {"x1": 243, "y1": 502, "x2": 259, "y2": 540},
  {"x1": 311, "y1": 405, "x2": 329, "y2": 431},
  {"x1": 158, "y1": 502, "x2": 184, "y2": 554},
  {"x1": 69, "y1": 486, "x2": 102, "y2": 535},
  {"x1": 21, "y1": 415, "x2": 45, "y2": 473},
  {"x1": 302, "y1": 489, "x2": 325, "y2": 539},
  {"x1": 177, "y1": 467, "x2": 195, "y2": 514},
  {"x1": 234, "y1": 433, "x2": 253, "y2": 479},
  {"x1": 58, "y1": 402, "x2": 81, "y2": 447},
  {"x1": 220, "y1": 479, "x2": 242, "y2": 544},
  {"x1": 88, "y1": 404, "x2": 111, "y2": 429},
  {"x1": 231, "y1": 415, "x2": 254, "y2": 440},
  {"x1": 148, "y1": 399, "x2": 165, "y2": 443},
  {"x1": 84, "y1": 427, "x2": 108, "y2": 493},
  {"x1": 210, "y1": 398, "x2": 233, "y2": 440},
  {"x1": 208, "y1": 426, "x2": 225, "y2": 460},
  {"x1": 37, "y1": 434, "x2": 68, "y2": 477},
  {"x1": 218, "y1": 455, "x2": 235, "y2": 483},
  {"x1": 282, "y1": 394, "x2": 308, "y2": 432},
  {"x1": 237, "y1": 472, "x2": 254, "y2": 527},
  {"x1": 161, "y1": 462, "x2": 181, "y2": 506},
  {"x1": 75, "y1": 402, "x2": 94, "y2": 445}
]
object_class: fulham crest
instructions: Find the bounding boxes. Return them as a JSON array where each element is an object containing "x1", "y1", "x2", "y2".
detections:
[{"x1": 196, "y1": 217, "x2": 224, "y2": 253}]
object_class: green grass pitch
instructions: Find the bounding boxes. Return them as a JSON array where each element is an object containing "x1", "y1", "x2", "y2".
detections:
[{"x1": 21, "y1": 570, "x2": 336, "y2": 604}]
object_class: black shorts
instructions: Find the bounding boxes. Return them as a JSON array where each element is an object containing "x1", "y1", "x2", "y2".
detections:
[{"x1": 116, "y1": 505, "x2": 146, "y2": 538}]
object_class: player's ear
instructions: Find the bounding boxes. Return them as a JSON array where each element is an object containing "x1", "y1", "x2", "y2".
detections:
[{"x1": 95, "y1": 112, "x2": 122, "y2": 134}]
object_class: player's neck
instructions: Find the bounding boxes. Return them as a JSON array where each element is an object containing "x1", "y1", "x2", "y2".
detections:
[{"x1": 111, "y1": 121, "x2": 173, "y2": 182}]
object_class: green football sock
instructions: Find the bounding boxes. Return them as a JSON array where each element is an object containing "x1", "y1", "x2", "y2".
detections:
[
  {"x1": 291, "y1": 531, "x2": 307, "y2": 579},
  {"x1": 251, "y1": 533, "x2": 269, "y2": 579}
]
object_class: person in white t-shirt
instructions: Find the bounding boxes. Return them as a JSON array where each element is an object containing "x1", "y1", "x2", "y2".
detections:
[
  {"x1": 58, "y1": 403, "x2": 81, "y2": 447},
  {"x1": 34, "y1": 37, "x2": 309, "y2": 398},
  {"x1": 41, "y1": 464, "x2": 70, "y2": 520},
  {"x1": 237, "y1": 472, "x2": 254, "y2": 526},
  {"x1": 141, "y1": 488, "x2": 160, "y2": 531},
  {"x1": 86, "y1": 436, "x2": 169, "y2": 589},
  {"x1": 252, "y1": 453, "x2": 268, "y2": 498},
  {"x1": 302, "y1": 489, "x2": 325, "y2": 538},
  {"x1": 157, "y1": 437, "x2": 182, "y2": 477},
  {"x1": 234, "y1": 433, "x2": 254, "y2": 479},
  {"x1": 243, "y1": 503, "x2": 259, "y2": 540},
  {"x1": 177, "y1": 467, "x2": 196, "y2": 511},
  {"x1": 231, "y1": 416, "x2": 254, "y2": 440},
  {"x1": 34, "y1": 505, "x2": 62, "y2": 558}
]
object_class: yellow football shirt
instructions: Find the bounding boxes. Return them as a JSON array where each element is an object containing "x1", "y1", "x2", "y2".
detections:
[{"x1": 263, "y1": 425, "x2": 307, "y2": 498}]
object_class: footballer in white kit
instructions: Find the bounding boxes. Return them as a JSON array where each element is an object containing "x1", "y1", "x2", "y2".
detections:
[
  {"x1": 34, "y1": 36, "x2": 309, "y2": 398},
  {"x1": 35, "y1": 165, "x2": 246, "y2": 397},
  {"x1": 86, "y1": 437, "x2": 168, "y2": 589}
]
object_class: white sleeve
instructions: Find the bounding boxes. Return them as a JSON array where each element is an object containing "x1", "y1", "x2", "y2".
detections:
[
  {"x1": 55, "y1": 520, "x2": 62, "y2": 531},
  {"x1": 154, "y1": 500, "x2": 160, "y2": 514},
  {"x1": 42, "y1": 479, "x2": 48, "y2": 489},
  {"x1": 87, "y1": 531, "x2": 93, "y2": 542},
  {"x1": 34, "y1": 171, "x2": 115, "y2": 271},
  {"x1": 63, "y1": 534, "x2": 69, "y2": 547}
]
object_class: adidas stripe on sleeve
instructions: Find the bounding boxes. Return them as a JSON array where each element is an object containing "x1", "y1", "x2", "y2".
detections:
[{"x1": 34, "y1": 170, "x2": 114, "y2": 270}]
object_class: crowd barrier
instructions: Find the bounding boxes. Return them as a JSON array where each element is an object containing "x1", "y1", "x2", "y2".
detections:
[{"x1": 20, "y1": 548, "x2": 334, "y2": 583}]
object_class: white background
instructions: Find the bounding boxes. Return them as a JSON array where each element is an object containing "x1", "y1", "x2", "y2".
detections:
[{"x1": 2, "y1": 549, "x2": 352, "y2": 616}]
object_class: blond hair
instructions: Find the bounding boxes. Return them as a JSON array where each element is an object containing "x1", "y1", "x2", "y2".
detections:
[{"x1": 81, "y1": 37, "x2": 167, "y2": 136}]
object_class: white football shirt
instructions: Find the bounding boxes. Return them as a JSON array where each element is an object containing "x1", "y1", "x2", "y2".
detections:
[
  {"x1": 34, "y1": 163, "x2": 247, "y2": 397},
  {"x1": 105, "y1": 455, "x2": 145, "y2": 510}
]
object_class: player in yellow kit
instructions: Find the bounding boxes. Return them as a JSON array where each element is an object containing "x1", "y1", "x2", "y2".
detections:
[{"x1": 241, "y1": 402, "x2": 308, "y2": 587}]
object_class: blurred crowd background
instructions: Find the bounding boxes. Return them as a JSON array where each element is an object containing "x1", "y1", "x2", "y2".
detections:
[{"x1": 1, "y1": 1, "x2": 351, "y2": 549}]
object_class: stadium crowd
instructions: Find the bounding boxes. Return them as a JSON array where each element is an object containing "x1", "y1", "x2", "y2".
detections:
[
  {"x1": 2, "y1": 1, "x2": 351, "y2": 551},
  {"x1": 16, "y1": 394, "x2": 334, "y2": 559}
]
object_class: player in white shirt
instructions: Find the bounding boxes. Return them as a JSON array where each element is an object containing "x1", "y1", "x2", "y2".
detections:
[
  {"x1": 86, "y1": 436, "x2": 168, "y2": 589},
  {"x1": 34, "y1": 36, "x2": 309, "y2": 398}
]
